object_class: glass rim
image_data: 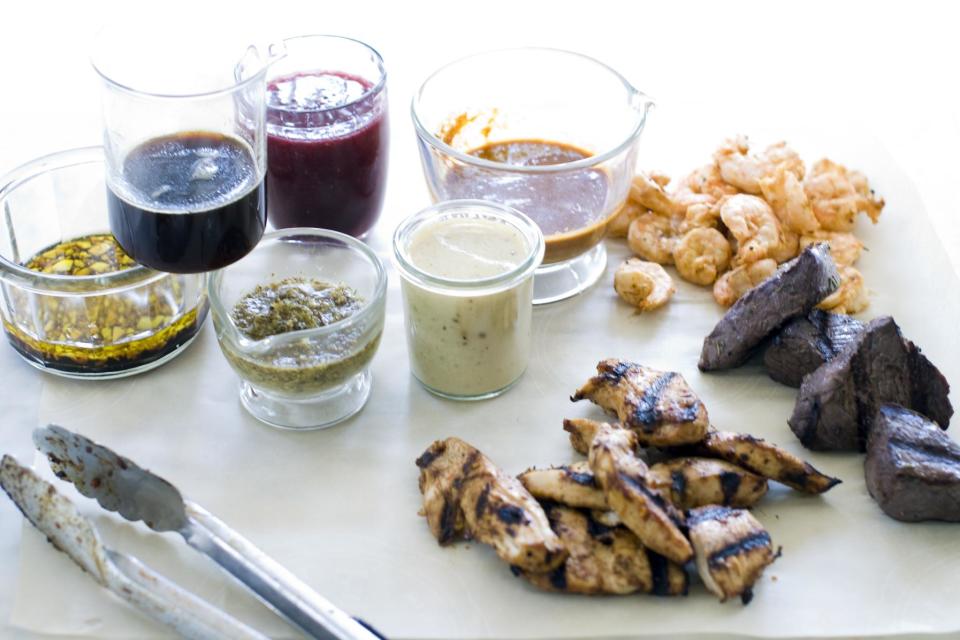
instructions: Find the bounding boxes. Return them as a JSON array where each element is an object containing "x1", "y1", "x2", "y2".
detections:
[
  {"x1": 208, "y1": 227, "x2": 388, "y2": 353},
  {"x1": 392, "y1": 199, "x2": 545, "y2": 293},
  {"x1": 267, "y1": 34, "x2": 387, "y2": 115},
  {"x1": 90, "y1": 25, "x2": 275, "y2": 100},
  {"x1": 410, "y1": 47, "x2": 652, "y2": 175},
  {"x1": 0, "y1": 146, "x2": 177, "y2": 295}
]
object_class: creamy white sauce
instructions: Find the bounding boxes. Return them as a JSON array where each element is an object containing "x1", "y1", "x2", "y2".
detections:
[{"x1": 400, "y1": 216, "x2": 534, "y2": 397}]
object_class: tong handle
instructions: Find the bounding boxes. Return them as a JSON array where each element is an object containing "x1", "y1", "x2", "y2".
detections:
[{"x1": 184, "y1": 502, "x2": 385, "y2": 640}]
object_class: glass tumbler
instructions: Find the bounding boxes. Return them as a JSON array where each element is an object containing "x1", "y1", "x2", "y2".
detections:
[
  {"x1": 393, "y1": 200, "x2": 544, "y2": 400},
  {"x1": 412, "y1": 48, "x2": 653, "y2": 304},
  {"x1": 208, "y1": 228, "x2": 387, "y2": 430},
  {"x1": 265, "y1": 34, "x2": 389, "y2": 238},
  {"x1": 92, "y1": 28, "x2": 275, "y2": 273},
  {"x1": 0, "y1": 147, "x2": 208, "y2": 379}
]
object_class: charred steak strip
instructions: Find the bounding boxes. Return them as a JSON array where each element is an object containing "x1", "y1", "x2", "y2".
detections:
[
  {"x1": 699, "y1": 243, "x2": 839, "y2": 371},
  {"x1": 789, "y1": 316, "x2": 953, "y2": 451},
  {"x1": 764, "y1": 310, "x2": 864, "y2": 387},
  {"x1": 865, "y1": 404, "x2": 960, "y2": 522}
]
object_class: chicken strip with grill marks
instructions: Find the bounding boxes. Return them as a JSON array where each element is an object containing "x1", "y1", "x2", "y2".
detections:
[
  {"x1": 416, "y1": 438, "x2": 567, "y2": 572},
  {"x1": 673, "y1": 430, "x2": 841, "y2": 494},
  {"x1": 647, "y1": 457, "x2": 769, "y2": 509},
  {"x1": 518, "y1": 462, "x2": 607, "y2": 510},
  {"x1": 564, "y1": 419, "x2": 693, "y2": 564},
  {"x1": 515, "y1": 505, "x2": 652, "y2": 595},
  {"x1": 572, "y1": 359, "x2": 709, "y2": 447},
  {"x1": 687, "y1": 506, "x2": 777, "y2": 604}
]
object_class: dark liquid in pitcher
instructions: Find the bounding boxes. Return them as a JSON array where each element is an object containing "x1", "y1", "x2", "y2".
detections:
[{"x1": 108, "y1": 132, "x2": 266, "y2": 273}]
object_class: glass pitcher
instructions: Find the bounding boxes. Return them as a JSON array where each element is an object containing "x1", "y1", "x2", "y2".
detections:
[{"x1": 92, "y1": 29, "x2": 283, "y2": 274}]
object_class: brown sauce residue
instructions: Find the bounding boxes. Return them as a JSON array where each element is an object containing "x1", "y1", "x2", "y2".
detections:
[{"x1": 441, "y1": 139, "x2": 613, "y2": 264}]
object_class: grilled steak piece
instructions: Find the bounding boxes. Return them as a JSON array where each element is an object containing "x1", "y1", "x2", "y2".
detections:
[
  {"x1": 764, "y1": 310, "x2": 864, "y2": 387},
  {"x1": 789, "y1": 317, "x2": 953, "y2": 451},
  {"x1": 687, "y1": 505, "x2": 777, "y2": 604},
  {"x1": 699, "y1": 243, "x2": 839, "y2": 371},
  {"x1": 865, "y1": 404, "x2": 960, "y2": 522}
]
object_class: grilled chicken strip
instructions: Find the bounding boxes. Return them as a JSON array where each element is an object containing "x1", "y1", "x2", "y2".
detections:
[
  {"x1": 564, "y1": 418, "x2": 694, "y2": 564},
  {"x1": 647, "y1": 457, "x2": 769, "y2": 509},
  {"x1": 518, "y1": 462, "x2": 607, "y2": 510},
  {"x1": 572, "y1": 359, "x2": 709, "y2": 446},
  {"x1": 687, "y1": 506, "x2": 777, "y2": 604},
  {"x1": 517, "y1": 504, "x2": 689, "y2": 596},
  {"x1": 675, "y1": 430, "x2": 841, "y2": 494},
  {"x1": 416, "y1": 438, "x2": 567, "y2": 572}
]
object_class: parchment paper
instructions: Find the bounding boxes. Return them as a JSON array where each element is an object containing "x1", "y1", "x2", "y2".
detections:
[{"x1": 8, "y1": 124, "x2": 960, "y2": 639}]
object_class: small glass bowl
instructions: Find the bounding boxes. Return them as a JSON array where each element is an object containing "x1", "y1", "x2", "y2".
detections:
[
  {"x1": 411, "y1": 48, "x2": 653, "y2": 304},
  {"x1": 208, "y1": 228, "x2": 387, "y2": 429},
  {"x1": 0, "y1": 147, "x2": 208, "y2": 379},
  {"x1": 393, "y1": 200, "x2": 544, "y2": 400}
]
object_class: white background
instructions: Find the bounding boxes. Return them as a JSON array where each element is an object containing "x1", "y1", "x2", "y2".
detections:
[{"x1": 1, "y1": 0, "x2": 959, "y2": 638}]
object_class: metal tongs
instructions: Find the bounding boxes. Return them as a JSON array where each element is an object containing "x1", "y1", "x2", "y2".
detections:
[{"x1": 0, "y1": 425, "x2": 385, "y2": 640}]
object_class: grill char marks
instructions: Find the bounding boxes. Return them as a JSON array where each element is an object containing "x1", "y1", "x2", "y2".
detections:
[
  {"x1": 415, "y1": 437, "x2": 566, "y2": 572},
  {"x1": 564, "y1": 418, "x2": 694, "y2": 564},
  {"x1": 865, "y1": 403, "x2": 960, "y2": 522},
  {"x1": 764, "y1": 309, "x2": 864, "y2": 387},
  {"x1": 789, "y1": 316, "x2": 953, "y2": 452},
  {"x1": 646, "y1": 457, "x2": 768, "y2": 509},
  {"x1": 672, "y1": 430, "x2": 841, "y2": 494},
  {"x1": 699, "y1": 243, "x2": 839, "y2": 371},
  {"x1": 518, "y1": 462, "x2": 607, "y2": 511},
  {"x1": 686, "y1": 505, "x2": 776, "y2": 603},
  {"x1": 573, "y1": 360, "x2": 709, "y2": 447}
]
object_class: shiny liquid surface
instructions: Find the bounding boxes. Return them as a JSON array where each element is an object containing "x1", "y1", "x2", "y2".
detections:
[
  {"x1": 108, "y1": 132, "x2": 266, "y2": 273},
  {"x1": 441, "y1": 140, "x2": 609, "y2": 263},
  {"x1": 266, "y1": 71, "x2": 388, "y2": 237}
]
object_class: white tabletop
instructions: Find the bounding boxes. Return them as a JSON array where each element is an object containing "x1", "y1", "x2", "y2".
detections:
[{"x1": 2, "y1": 1, "x2": 959, "y2": 638}]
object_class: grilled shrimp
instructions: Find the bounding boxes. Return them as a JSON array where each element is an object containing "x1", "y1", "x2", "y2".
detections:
[
  {"x1": 627, "y1": 211, "x2": 681, "y2": 265},
  {"x1": 614, "y1": 259, "x2": 675, "y2": 312},
  {"x1": 799, "y1": 230, "x2": 863, "y2": 267},
  {"x1": 759, "y1": 164, "x2": 820, "y2": 234},
  {"x1": 673, "y1": 227, "x2": 732, "y2": 286},
  {"x1": 720, "y1": 195, "x2": 784, "y2": 265},
  {"x1": 804, "y1": 159, "x2": 884, "y2": 231},
  {"x1": 712, "y1": 259, "x2": 778, "y2": 307},
  {"x1": 608, "y1": 199, "x2": 645, "y2": 239},
  {"x1": 714, "y1": 136, "x2": 803, "y2": 194},
  {"x1": 675, "y1": 163, "x2": 740, "y2": 201},
  {"x1": 631, "y1": 171, "x2": 676, "y2": 217},
  {"x1": 817, "y1": 265, "x2": 868, "y2": 314}
]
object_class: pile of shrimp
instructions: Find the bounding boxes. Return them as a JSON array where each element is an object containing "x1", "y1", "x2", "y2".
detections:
[{"x1": 611, "y1": 135, "x2": 884, "y2": 314}]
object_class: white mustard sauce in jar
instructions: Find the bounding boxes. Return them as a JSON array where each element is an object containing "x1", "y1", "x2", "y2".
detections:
[{"x1": 394, "y1": 201, "x2": 544, "y2": 399}]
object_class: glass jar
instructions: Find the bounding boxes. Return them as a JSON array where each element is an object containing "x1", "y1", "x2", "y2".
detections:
[
  {"x1": 0, "y1": 147, "x2": 208, "y2": 379},
  {"x1": 393, "y1": 200, "x2": 544, "y2": 400},
  {"x1": 412, "y1": 48, "x2": 653, "y2": 304},
  {"x1": 208, "y1": 228, "x2": 387, "y2": 430},
  {"x1": 265, "y1": 34, "x2": 388, "y2": 238},
  {"x1": 92, "y1": 27, "x2": 273, "y2": 273}
]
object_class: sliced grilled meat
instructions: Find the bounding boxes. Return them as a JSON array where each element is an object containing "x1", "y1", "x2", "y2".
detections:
[
  {"x1": 647, "y1": 457, "x2": 768, "y2": 509},
  {"x1": 789, "y1": 316, "x2": 953, "y2": 451},
  {"x1": 673, "y1": 429, "x2": 841, "y2": 493},
  {"x1": 515, "y1": 505, "x2": 656, "y2": 595},
  {"x1": 865, "y1": 404, "x2": 960, "y2": 522},
  {"x1": 590, "y1": 509, "x2": 622, "y2": 527},
  {"x1": 564, "y1": 418, "x2": 694, "y2": 564},
  {"x1": 699, "y1": 243, "x2": 839, "y2": 371},
  {"x1": 687, "y1": 506, "x2": 776, "y2": 603},
  {"x1": 518, "y1": 462, "x2": 607, "y2": 510},
  {"x1": 416, "y1": 438, "x2": 567, "y2": 572},
  {"x1": 764, "y1": 309, "x2": 864, "y2": 387},
  {"x1": 572, "y1": 359, "x2": 709, "y2": 446}
]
